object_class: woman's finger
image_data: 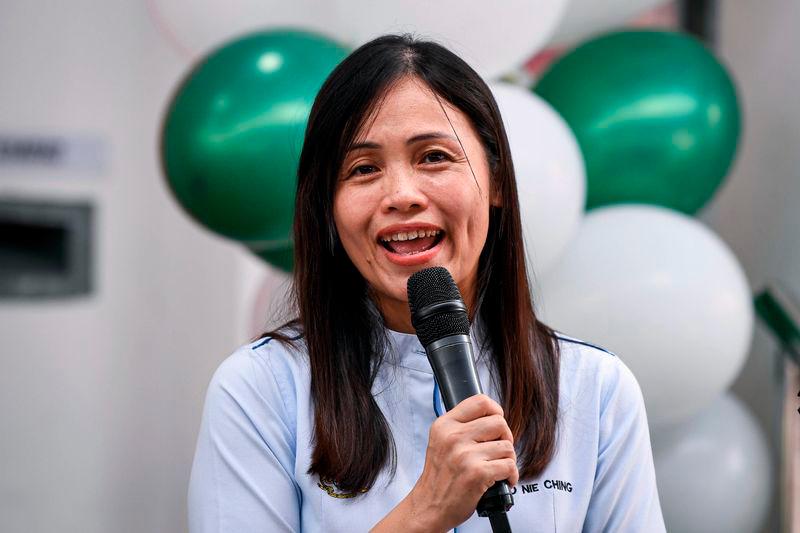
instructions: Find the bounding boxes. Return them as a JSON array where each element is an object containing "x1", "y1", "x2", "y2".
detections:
[
  {"x1": 448, "y1": 394, "x2": 503, "y2": 423},
  {"x1": 483, "y1": 458, "x2": 520, "y2": 487},
  {"x1": 470, "y1": 439, "x2": 517, "y2": 462},
  {"x1": 462, "y1": 414, "x2": 514, "y2": 444}
]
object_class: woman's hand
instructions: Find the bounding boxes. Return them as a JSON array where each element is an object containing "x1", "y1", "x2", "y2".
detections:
[{"x1": 372, "y1": 394, "x2": 518, "y2": 533}]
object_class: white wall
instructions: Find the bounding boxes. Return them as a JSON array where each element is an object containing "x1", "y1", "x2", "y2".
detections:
[
  {"x1": 0, "y1": 2, "x2": 263, "y2": 531},
  {"x1": 705, "y1": 0, "x2": 800, "y2": 531}
]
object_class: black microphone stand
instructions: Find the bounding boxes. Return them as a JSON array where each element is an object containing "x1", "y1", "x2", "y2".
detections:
[{"x1": 477, "y1": 480, "x2": 514, "y2": 533}]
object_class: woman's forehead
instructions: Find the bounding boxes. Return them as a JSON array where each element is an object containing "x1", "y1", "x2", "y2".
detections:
[{"x1": 352, "y1": 76, "x2": 473, "y2": 144}]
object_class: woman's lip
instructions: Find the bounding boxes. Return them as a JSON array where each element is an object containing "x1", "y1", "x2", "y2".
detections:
[{"x1": 380, "y1": 235, "x2": 444, "y2": 266}]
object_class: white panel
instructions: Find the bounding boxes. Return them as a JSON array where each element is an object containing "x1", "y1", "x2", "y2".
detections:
[{"x1": 0, "y1": 1, "x2": 250, "y2": 531}]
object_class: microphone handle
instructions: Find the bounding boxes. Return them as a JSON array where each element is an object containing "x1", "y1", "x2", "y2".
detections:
[
  {"x1": 425, "y1": 335, "x2": 515, "y2": 517},
  {"x1": 426, "y1": 335, "x2": 483, "y2": 408}
]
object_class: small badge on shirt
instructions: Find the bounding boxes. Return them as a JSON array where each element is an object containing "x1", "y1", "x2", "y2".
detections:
[{"x1": 317, "y1": 478, "x2": 368, "y2": 499}]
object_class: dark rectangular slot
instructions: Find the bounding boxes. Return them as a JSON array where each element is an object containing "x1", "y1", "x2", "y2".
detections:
[
  {"x1": 0, "y1": 199, "x2": 92, "y2": 299},
  {"x1": 0, "y1": 221, "x2": 69, "y2": 275}
]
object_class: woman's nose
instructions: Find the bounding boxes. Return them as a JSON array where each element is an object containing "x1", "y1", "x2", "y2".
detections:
[{"x1": 381, "y1": 167, "x2": 428, "y2": 213}]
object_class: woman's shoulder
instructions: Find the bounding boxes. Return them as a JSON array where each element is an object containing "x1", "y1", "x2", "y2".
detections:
[
  {"x1": 204, "y1": 331, "x2": 311, "y2": 420},
  {"x1": 552, "y1": 331, "x2": 645, "y2": 412},
  {"x1": 214, "y1": 330, "x2": 307, "y2": 378}
]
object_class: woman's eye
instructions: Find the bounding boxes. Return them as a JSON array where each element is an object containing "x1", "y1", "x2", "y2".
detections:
[
  {"x1": 422, "y1": 151, "x2": 449, "y2": 164},
  {"x1": 352, "y1": 164, "x2": 378, "y2": 176}
]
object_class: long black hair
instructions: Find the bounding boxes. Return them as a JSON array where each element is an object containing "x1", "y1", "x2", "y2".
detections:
[{"x1": 263, "y1": 34, "x2": 560, "y2": 494}]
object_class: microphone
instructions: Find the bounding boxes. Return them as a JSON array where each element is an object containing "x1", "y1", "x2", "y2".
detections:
[{"x1": 407, "y1": 266, "x2": 514, "y2": 530}]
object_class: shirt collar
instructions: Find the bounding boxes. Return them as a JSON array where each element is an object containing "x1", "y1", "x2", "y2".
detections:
[{"x1": 384, "y1": 316, "x2": 490, "y2": 375}]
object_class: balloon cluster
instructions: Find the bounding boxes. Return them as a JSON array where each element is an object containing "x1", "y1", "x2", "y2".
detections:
[
  {"x1": 157, "y1": 3, "x2": 769, "y2": 531},
  {"x1": 532, "y1": 27, "x2": 749, "y2": 427},
  {"x1": 529, "y1": 11, "x2": 768, "y2": 533}
]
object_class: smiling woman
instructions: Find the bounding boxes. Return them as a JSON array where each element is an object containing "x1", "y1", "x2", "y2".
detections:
[{"x1": 188, "y1": 34, "x2": 666, "y2": 533}]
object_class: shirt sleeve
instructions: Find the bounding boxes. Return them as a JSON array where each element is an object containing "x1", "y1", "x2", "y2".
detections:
[
  {"x1": 188, "y1": 344, "x2": 301, "y2": 533},
  {"x1": 582, "y1": 356, "x2": 666, "y2": 533}
]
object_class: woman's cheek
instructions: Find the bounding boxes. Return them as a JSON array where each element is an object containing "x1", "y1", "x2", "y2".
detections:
[
  {"x1": 336, "y1": 186, "x2": 377, "y2": 226},
  {"x1": 349, "y1": 183, "x2": 385, "y2": 211}
]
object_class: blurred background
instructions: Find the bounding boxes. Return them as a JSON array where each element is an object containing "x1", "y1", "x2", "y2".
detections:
[{"x1": 1, "y1": 0, "x2": 798, "y2": 532}]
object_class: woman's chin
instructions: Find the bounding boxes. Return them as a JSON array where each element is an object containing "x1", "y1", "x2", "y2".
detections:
[{"x1": 369, "y1": 280, "x2": 411, "y2": 310}]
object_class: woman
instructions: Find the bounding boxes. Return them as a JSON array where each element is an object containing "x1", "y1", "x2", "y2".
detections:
[{"x1": 188, "y1": 34, "x2": 665, "y2": 532}]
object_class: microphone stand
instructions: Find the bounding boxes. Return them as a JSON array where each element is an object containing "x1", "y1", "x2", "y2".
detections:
[
  {"x1": 477, "y1": 480, "x2": 514, "y2": 533},
  {"x1": 487, "y1": 511, "x2": 512, "y2": 533}
]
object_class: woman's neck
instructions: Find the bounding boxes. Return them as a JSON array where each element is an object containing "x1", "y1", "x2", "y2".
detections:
[
  {"x1": 374, "y1": 281, "x2": 478, "y2": 334},
  {"x1": 378, "y1": 298, "x2": 415, "y2": 333}
]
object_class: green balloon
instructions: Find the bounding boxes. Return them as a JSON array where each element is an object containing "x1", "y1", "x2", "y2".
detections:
[
  {"x1": 162, "y1": 30, "x2": 348, "y2": 241},
  {"x1": 535, "y1": 30, "x2": 740, "y2": 214},
  {"x1": 252, "y1": 245, "x2": 294, "y2": 273}
]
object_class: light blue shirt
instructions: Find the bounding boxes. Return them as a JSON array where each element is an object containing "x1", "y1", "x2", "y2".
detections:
[{"x1": 188, "y1": 327, "x2": 665, "y2": 532}]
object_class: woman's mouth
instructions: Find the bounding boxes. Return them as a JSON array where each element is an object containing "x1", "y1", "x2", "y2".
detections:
[
  {"x1": 377, "y1": 228, "x2": 446, "y2": 266},
  {"x1": 379, "y1": 229, "x2": 444, "y2": 255}
]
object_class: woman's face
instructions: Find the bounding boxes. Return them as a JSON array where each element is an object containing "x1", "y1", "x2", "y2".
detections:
[{"x1": 333, "y1": 76, "x2": 498, "y2": 332}]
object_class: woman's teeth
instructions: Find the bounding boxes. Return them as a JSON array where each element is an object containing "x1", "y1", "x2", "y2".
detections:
[{"x1": 381, "y1": 229, "x2": 441, "y2": 242}]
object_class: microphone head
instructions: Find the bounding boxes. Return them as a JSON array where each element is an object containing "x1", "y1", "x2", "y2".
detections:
[{"x1": 407, "y1": 267, "x2": 470, "y2": 347}]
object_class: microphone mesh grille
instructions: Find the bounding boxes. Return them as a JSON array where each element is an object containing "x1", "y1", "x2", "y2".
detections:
[{"x1": 407, "y1": 267, "x2": 470, "y2": 346}]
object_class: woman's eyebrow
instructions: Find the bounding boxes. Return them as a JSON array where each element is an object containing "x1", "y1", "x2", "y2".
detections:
[
  {"x1": 347, "y1": 141, "x2": 381, "y2": 152},
  {"x1": 347, "y1": 132, "x2": 458, "y2": 152},
  {"x1": 406, "y1": 132, "x2": 458, "y2": 145}
]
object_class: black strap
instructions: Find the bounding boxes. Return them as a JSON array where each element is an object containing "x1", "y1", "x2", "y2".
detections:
[{"x1": 487, "y1": 511, "x2": 512, "y2": 533}]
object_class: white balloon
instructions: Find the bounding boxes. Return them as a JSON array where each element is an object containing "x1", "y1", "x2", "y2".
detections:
[
  {"x1": 549, "y1": 0, "x2": 668, "y2": 46},
  {"x1": 652, "y1": 393, "x2": 772, "y2": 533},
  {"x1": 490, "y1": 83, "x2": 585, "y2": 277},
  {"x1": 331, "y1": 0, "x2": 569, "y2": 79},
  {"x1": 537, "y1": 205, "x2": 753, "y2": 427},
  {"x1": 147, "y1": 0, "x2": 341, "y2": 58}
]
